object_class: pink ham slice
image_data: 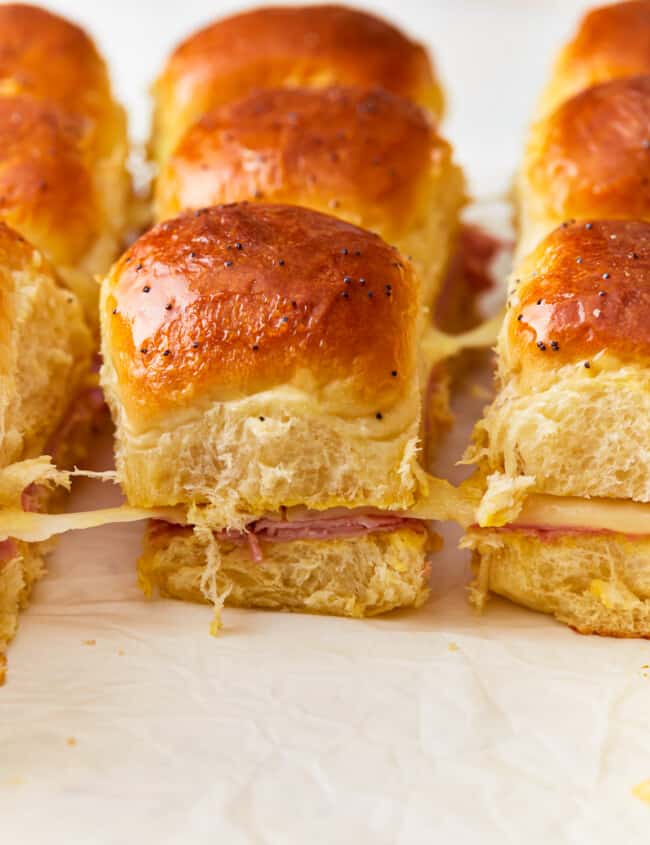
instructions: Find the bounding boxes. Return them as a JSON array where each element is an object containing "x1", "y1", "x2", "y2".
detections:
[
  {"x1": 45, "y1": 386, "x2": 105, "y2": 467},
  {"x1": 0, "y1": 538, "x2": 18, "y2": 565},
  {"x1": 250, "y1": 512, "x2": 424, "y2": 542},
  {"x1": 149, "y1": 510, "x2": 427, "y2": 564}
]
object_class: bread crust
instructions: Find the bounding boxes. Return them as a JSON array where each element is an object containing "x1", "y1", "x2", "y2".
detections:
[
  {"x1": 520, "y1": 76, "x2": 650, "y2": 255},
  {"x1": 157, "y1": 86, "x2": 437, "y2": 232},
  {"x1": 467, "y1": 528, "x2": 650, "y2": 637},
  {"x1": 504, "y1": 220, "x2": 650, "y2": 375},
  {"x1": 539, "y1": 0, "x2": 650, "y2": 116},
  {"x1": 152, "y1": 4, "x2": 441, "y2": 162},
  {"x1": 103, "y1": 202, "x2": 418, "y2": 426}
]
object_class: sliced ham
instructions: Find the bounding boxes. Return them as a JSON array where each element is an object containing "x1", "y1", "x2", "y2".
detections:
[
  {"x1": 457, "y1": 224, "x2": 510, "y2": 294},
  {"x1": 0, "y1": 538, "x2": 18, "y2": 565},
  {"x1": 252, "y1": 511, "x2": 423, "y2": 542},
  {"x1": 45, "y1": 385, "x2": 106, "y2": 467},
  {"x1": 149, "y1": 509, "x2": 427, "y2": 563}
]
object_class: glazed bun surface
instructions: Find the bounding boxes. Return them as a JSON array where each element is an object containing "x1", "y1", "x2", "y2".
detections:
[
  {"x1": 152, "y1": 4, "x2": 441, "y2": 163},
  {"x1": 539, "y1": 0, "x2": 650, "y2": 116},
  {"x1": 104, "y1": 202, "x2": 417, "y2": 424},
  {"x1": 155, "y1": 86, "x2": 465, "y2": 311},
  {"x1": 0, "y1": 4, "x2": 121, "y2": 141},
  {"x1": 0, "y1": 97, "x2": 99, "y2": 272},
  {"x1": 157, "y1": 86, "x2": 436, "y2": 233},
  {"x1": 504, "y1": 219, "x2": 650, "y2": 377},
  {"x1": 520, "y1": 76, "x2": 650, "y2": 257}
]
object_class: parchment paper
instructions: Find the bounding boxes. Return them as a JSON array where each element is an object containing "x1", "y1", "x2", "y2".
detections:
[{"x1": 2, "y1": 2, "x2": 649, "y2": 843}]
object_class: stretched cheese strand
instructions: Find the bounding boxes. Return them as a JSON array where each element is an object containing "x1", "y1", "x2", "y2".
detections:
[
  {"x1": 0, "y1": 506, "x2": 185, "y2": 543},
  {"x1": 419, "y1": 311, "x2": 503, "y2": 370}
]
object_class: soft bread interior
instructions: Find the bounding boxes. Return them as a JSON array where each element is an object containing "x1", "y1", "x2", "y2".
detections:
[
  {"x1": 0, "y1": 542, "x2": 48, "y2": 654},
  {"x1": 469, "y1": 363, "x2": 650, "y2": 502},
  {"x1": 1, "y1": 241, "x2": 93, "y2": 467},
  {"x1": 102, "y1": 359, "x2": 427, "y2": 530},
  {"x1": 465, "y1": 528, "x2": 650, "y2": 637},
  {"x1": 139, "y1": 525, "x2": 433, "y2": 618}
]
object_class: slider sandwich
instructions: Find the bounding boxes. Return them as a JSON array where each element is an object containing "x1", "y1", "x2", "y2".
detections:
[
  {"x1": 100, "y1": 202, "x2": 466, "y2": 620},
  {"x1": 0, "y1": 223, "x2": 93, "y2": 678},
  {"x1": 464, "y1": 219, "x2": 650, "y2": 636},
  {"x1": 151, "y1": 4, "x2": 443, "y2": 166},
  {"x1": 0, "y1": 3, "x2": 132, "y2": 325}
]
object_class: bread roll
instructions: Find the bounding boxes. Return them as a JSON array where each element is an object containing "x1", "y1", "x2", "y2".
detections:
[
  {"x1": 518, "y1": 75, "x2": 650, "y2": 259},
  {"x1": 538, "y1": 0, "x2": 650, "y2": 118},
  {"x1": 465, "y1": 217, "x2": 650, "y2": 636},
  {"x1": 151, "y1": 4, "x2": 442, "y2": 165},
  {"x1": 101, "y1": 202, "x2": 437, "y2": 617},
  {"x1": 0, "y1": 221, "x2": 94, "y2": 669},
  {"x1": 0, "y1": 4, "x2": 131, "y2": 325},
  {"x1": 155, "y1": 86, "x2": 465, "y2": 316},
  {"x1": 0, "y1": 4, "x2": 127, "y2": 674}
]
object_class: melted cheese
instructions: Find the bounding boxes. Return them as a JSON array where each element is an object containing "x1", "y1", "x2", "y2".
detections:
[
  {"x1": 0, "y1": 506, "x2": 185, "y2": 543},
  {"x1": 510, "y1": 494, "x2": 650, "y2": 536},
  {"x1": 419, "y1": 311, "x2": 503, "y2": 369}
]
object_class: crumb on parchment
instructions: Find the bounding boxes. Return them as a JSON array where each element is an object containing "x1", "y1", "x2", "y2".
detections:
[
  {"x1": 82, "y1": 639, "x2": 96, "y2": 646},
  {"x1": 632, "y1": 780, "x2": 650, "y2": 803}
]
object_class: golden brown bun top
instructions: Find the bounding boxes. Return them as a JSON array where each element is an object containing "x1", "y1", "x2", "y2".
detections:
[
  {"x1": 0, "y1": 95, "x2": 99, "y2": 268},
  {"x1": 153, "y1": 4, "x2": 441, "y2": 161},
  {"x1": 156, "y1": 86, "x2": 439, "y2": 234},
  {"x1": 0, "y1": 4, "x2": 114, "y2": 128},
  {"x1": 541, "y1": 0, "x2": 650, "y2": 114},
  {"x1": 506, "y1": 219, "x2": 650, "y2": 373},
  {"x1": 527, "y1": 76, "x2": 650, "y2": 222},
  {"x1": 104, "y1": 203, "x2": 418, "y2": 423}
]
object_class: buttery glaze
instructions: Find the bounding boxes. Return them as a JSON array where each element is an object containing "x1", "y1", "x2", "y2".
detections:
[
  {"x1": 152, "y1": 4, "x2": 441, "y2": 162},
  {"x1": 528, "y1": 75, "x2": 650, "y2": 222},
  {"x1": 0, "y1": 95, "x2": 98, "y2": 266},
  {"x1": 105, "y1": 203, "x2": 418, "y2": 419},
  {"x1": 157, "y1": 86, "x2": 436, "y2": 235},
  {"x1": 507, "y1": 219, "x2": 650, "y2": 367},
  {"x1": 540, "y1": 0, "x2": 650, "y2": 115},
  {"x1": 0, "y1": 4, "x2": 117, "y2": 136}
]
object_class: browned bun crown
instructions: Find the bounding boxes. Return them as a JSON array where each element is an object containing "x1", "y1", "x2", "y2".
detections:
[
  {"x1": 156, "y1": 86, "x2": 437, "y2": 232},
  {"x1": 0, "y1": 96, "x2": 99, "y2": 268},
  {"x1": 153, "y1": 4, "x2": 441, "y2": 162},
  {"x1": 527, "y1": 76, "x2": 650, "y2": 224},
  {"x1": 505, "y1": 219, "x2": 650, "y2": 372},
  {"x1": 541, "y1": 0, "x2": 650, "y2": 114},
  {"x1": 104, "y1": 203, "x2": 418, "y2": 423},
  {"x1": 0, "y1": 4, "x2": 117, "y2": 134}
]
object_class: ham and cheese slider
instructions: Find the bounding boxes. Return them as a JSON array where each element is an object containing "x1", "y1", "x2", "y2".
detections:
[
  {"x1": 100, "y1": 202, "x2": 445, "y2": 620},
  {"x1": 0, "y1": 4, "x2": 131, "y2": 325},
  {"x1": 0, "y1": 223, "x2": 93, "y2": 676},
  {"x1": 464, "y1": 219, "x2": 650, "y2": 636},
  {"x1": 151, "y1": 4, "x2": 443, "y2": 166}
]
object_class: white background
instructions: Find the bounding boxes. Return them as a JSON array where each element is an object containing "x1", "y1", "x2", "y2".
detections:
[{"x1": 4, "y1": 2, "x2": 650, "y2": 844}]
